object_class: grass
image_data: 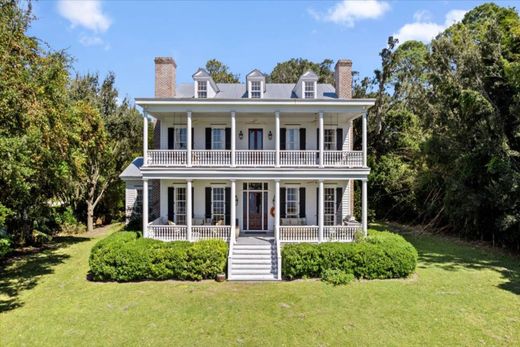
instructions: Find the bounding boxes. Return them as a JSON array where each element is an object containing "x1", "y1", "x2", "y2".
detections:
[{"x1": 1, "y1": 224, "x2": 519, "y2": 346}]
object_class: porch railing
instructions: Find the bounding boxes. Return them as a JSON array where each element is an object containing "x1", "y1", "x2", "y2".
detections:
[
  {"x1": 191, "y1": 150, "x2": 231, "y2": 166},
  {"x1": 146, "y1": 150, "x2": 364, "y2": 168},
  {"x1": 235, "y1": 150, "x2": 276, "y2": 166},
  {"x1": 192, "y1": 225, "x2": 231, "y2": 241},
  {"x1": 324, "y1": 225, "x2": 360, "y2": 242},
  {"x1": 279, "y1": 226, "x2": 319, "y2": 242},
  {"x1": 148, "y1": 224, "x2": 187, "y2": 241}
]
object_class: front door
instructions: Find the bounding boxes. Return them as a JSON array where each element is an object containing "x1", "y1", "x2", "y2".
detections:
[
  {"x1": 242, "y1": 182, "x2": 268, "y2": 232},
  {"x1": 248, "y1": 129, "x2": 263, "y2": 150}
]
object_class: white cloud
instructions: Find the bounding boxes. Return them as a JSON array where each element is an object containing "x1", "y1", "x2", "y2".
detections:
[
  {"x1": 413, "y1": 10, "x2": 432, "y2": 23},
  {"x1": 394, "y1": 9, "x2": 467, "y2": 44},
  {"x1": 309, "y1": 0, "x2": 390, "y2": 27},
  {"x1": 57, "y1": 0, "x2": 111, "y2": 33}
]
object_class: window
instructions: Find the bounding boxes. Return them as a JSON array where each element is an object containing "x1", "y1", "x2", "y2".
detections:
[
  {"x1": 197, "y1": 80, "x2": 207, "y2": 98},
  {"x1": 324, "y1": 129, "x2": 336, "y2": 150},
  {"x1": 211, "y1": 128, "x2": 225, "y2": 150},
  {"x1": 286, "y1": 188, "x2": 300, "y2": 218},
  {"x1": 174, "y1": 128, "x2": 187, "y2": 149},
  {"x1": 324, "y1": 188, "x2": 336, "y2": 226},
  {"x1": 287, "y1": 128, "x2": 299, "y2": 150},
  {"x1": 211, "y1": 187, "x2": 225, "y2": 224},
  {"x1": 251, "y1": 81, "x2": 261, "y2": 98},
  {"x1": 175, "y1": 187, "x2": 186, "y2": 225},
  {"x1": 304, "y1": 81, "x2": 315, "y2": 99}
]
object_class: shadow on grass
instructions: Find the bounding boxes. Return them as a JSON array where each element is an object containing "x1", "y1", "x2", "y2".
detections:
[
  {"x1": 371, "y1": 223, "x2": 520, "y2": 296},
  {"x1": 0, "y1": 236, "x2": 90, "y2": 313}
]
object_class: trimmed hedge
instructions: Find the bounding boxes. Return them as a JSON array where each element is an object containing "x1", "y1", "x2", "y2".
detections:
[
  {"x1": 89, "y1": 232, "x2": 228, "y2": 281},
  {"x1": 282, "y1": 229, "x2": 418, "y2": 280}
]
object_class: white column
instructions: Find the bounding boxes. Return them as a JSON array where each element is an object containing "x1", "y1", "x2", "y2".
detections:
[
  {"x1": 318, "y1": 180, "x2": 324, "y2": 242},
  {"x1": 362, "y1": 179, "x2": 368, "y2": 236},
  {"x1": 275, "y1": 111, "x2": 280, "y2": 167},
  {"x1": 230, "y1": 180, "x2": 236, "y2": 242},
  {"x1": 362, "y1": 112, "x2": 367, "y2": 167},
  {"x1": 231, "y1": 111, "x2": 236, "y2": 167},
  {"x1": 275, "y1": 180, "x2": 280, "y2": 240},
  {"x1": 319, "y1": 112, "x2": 324, "y2": 167},
  {"x1": 142, "y1": 178, "x2": 149, "y2": 237},
  {"x1": 143, "y1": 110, "x2": 148, "y2": 165},
  {"x1": 187, "y1": 112, "x2": 192, "y2": 167},
  {"x1": 187, "y1": 179, "x2": 192, "y2": 241}
]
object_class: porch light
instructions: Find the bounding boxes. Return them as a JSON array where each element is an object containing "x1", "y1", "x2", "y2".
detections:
[
  {"x1": 268, "y1": 131, "x2": 273, "y2": 140},
  {"x1": 239, "y1": 130, "x2": 243, "y2": 140}
]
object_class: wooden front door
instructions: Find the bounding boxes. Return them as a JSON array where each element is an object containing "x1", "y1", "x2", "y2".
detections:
[
  {"x1": 248, "y1": 192, "x2": 263, "y2": 230},
  {"x1": 242, "y1": 182, "x2": 269, "y2": 232}
]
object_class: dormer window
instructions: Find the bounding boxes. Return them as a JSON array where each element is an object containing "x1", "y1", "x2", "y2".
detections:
[
  {"x1": 197, "y1": 81, "x2": 207, "y2": 98},
  {"x1": 304, "y1": 81, "x2": 315, "y2": 99},
  {"x1": 251, "y1": 81, "x2": 262, "y2": 98}
]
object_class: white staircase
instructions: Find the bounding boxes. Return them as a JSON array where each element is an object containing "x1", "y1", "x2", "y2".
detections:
[{"x1": 228, "y1": 236, "x2": 279, "y2": 281}]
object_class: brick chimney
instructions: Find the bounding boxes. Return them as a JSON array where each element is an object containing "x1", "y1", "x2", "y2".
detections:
[
  {"x1": 154, "y1": 57, "x2": 176, "y2": 97},
  {"x1": 334, "y1": 59, "x2": 352, "y2": 99}
]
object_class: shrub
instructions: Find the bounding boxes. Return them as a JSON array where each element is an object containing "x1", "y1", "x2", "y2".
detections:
[
  {"x1": 32, "y1": 229, "x2": 52, "y2": 245},
  {"x1": 282, "y1": 229, "x2": 417, "y2": 280},
  {"x1": 322, "y1": 269, "x2": 354, "y2": 285},
  {"x1": 89, "y1": 232, "x2": 228, "y2": 282},
  {"x1": 0, "y1": 237, "x2": 11, "y2": 259}
]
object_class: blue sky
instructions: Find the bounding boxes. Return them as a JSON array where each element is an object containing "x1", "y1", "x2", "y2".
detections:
[{"x1": 29, "y1": 1, "x2": 518, "y2": 101}]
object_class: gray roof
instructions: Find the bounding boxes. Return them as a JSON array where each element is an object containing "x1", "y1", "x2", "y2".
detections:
[
  {"x1": 176, "y1": 83, "x2": 337, "y2": 99},
  {"x1": 120, "y1": 157, "x2": 143, "y2": 179}
]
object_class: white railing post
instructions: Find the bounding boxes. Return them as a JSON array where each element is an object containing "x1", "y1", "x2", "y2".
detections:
[
  {"x1": 142, "y1": 178, "x2": 149, "y2": 238},
  {"x1": 187, "y1": 180, "x2": 192, "y2": 241},
  {"x1": 143, "y1": 110, "x2": 148, "y2": 165},
  {"x1": 319, "y1": 180, "x2": 324, "y2": 242},
  {"x1": 362, "y1": 179, "x2": 368, "y2": 236},
  {"x1": 230, "y1": 179, "x2": 236, "y2": 243},
  {"x1": 187, "y1": 112, "x2": 192, "y2": 167},
  {"x1": 275, "y1": 111, "x2": 280, "y2": 167},
  {"x1": 231, "y1": 111, "x2": 236, "y2": 167},
  {"x1": 319, "y1": 112, "x2": 324, "y2": 168},
  {"x1": 362, "y1": 111, "x2": 367, "y2": 167},
  {"x1": 275, "y1": 179, "x2": 280, "y2": 240}
]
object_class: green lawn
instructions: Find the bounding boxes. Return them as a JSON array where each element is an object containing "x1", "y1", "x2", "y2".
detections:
[{"x1": 1, "y1": 224, "x2": 519, "y2": 346}]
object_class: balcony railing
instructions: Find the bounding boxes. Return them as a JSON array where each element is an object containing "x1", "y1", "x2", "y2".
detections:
[{"x1": 146, "y1": 150, "x2": 364, "y2": 168}]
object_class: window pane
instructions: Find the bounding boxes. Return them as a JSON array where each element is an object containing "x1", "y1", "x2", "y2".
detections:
[
  {"x1": 324, "y1": 129, "x2": 335, "y2": 150},
  {"x1": 197, "y1": 81, "x2": 207, "y2": 98},
  {"x1": 286, "y1": 188, "x2": 300, "y2": 218},
  {"x1": 212, "y1": 128, "x2": 224, "y2": 150},
  {"x1": 175, "y1": 128, "x2": 187, "y2": 149}
]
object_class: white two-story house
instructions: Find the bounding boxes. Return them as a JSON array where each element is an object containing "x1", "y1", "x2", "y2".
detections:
[{"x1": 120, "y1": 57, "x2": 373, "y2": 280}]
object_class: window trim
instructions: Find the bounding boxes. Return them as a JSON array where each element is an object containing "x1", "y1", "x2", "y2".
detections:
[
  {"x1": 323, "y1": 128, "x2": 336, "y2": 151},
  {"x1": 174, "y1": 186, "x2": 187, "y2": 225},
  {"x1": 211, "y1": 128, "x2": 225, "y2": 150},
  {"x1": 286, "y1": 128, "x2": 300, "y2": 150},
  {"x1": 211, "y1": 187, "x2": 226, "y2": 224},
  {"x1": 304, "y1": 81, "x2": 315, "y2": 99},
  {"x1": 197, "y1": 80, "x2": 208, "y2": 99},
  {"x1": 174, "y1": 127, "x2": 187, "y2": 149},
  {"x1": 285, "y1": 187, "x2": 300, "y2": 219},
  {"x1": 323, "y1": 187, "x2": 336, "y2": 226},
  {"x1": 248, "y1": 80, "x2": 263, "y2": 99}
]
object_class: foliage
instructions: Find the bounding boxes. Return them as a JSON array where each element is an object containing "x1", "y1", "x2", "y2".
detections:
[
  {"x1": 269, "y1": 58, "x2": 335, "y2": 84},
  {"x1": 31, "y1": 229, "x2": 52, "y2": 246},
  {"x1": 282, "y1": 229, "x2": 418, "y2": 280},
  {"x1": 321, "y1": 269, "x2": 354, "y2": 285},
  {"x1": 0, "y1": 236, "x2": 11, "y2": 259},
  {"x1": 89, "y1": 232, "x2": 228, "y2": 281},
  {"x1": 205, "y1": 59, "x2": 239, "y2": 83}
]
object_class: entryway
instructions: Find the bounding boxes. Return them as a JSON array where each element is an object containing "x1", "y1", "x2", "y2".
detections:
[{"x1": 242, "y1": 182, "x2": 269, "y2": 232}]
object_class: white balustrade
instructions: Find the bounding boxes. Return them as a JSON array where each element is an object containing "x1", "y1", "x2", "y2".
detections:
[
  {"x1": 148, "y1": 225, "x2": 187, "y2": 241},
  {"x1": 192, "y1": 226, "x2": 231, "y2": 241},
  {"x1": 147, "y1": 150, "x2": 187, "y2": 166},
  {"x1": 324, "y1": 225, "x2": 360, "y2": 242},
  {"x1": 191, "y1": 150, "x2": 231, "y2": 166},
  {"x1": 235, "y1": 150, "x2": 276, "y2": 166},
  {"x1": 280, "y1": 150, "x2": 318, "y2": 167},
  {"x1": 279, "y1": 226, "x2": 319, "y2": 242},
  {"x1": 323, "y1": 150, "x2": 363, "y2": 167}
]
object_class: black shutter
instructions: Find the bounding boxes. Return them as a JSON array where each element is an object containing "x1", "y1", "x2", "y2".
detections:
[
  {"x1": 316, "y1": 187, "x2": 319, "y2": 225},
  {"x1": 191, "y1": 128, "x2": 194, "y2": 149},
  {"x1": 336, "y1": 187, "x2": 343, "y2": 224},
  {"x1": 299, "y1": 187, "x2": 306, "y2": 218},
  {"x1": 316, "y1": 129, "x2": 319, "y2": 150},
  {"x1": 225, "y1": 187, "x2": 231, "y2": 225},
  {"x1": 300, "y1": 128, "x2": 306, "y2": 150},
  {"x1": 168, "y1": 187, "x2": 174, "y2": 221},
  {"x1": 336, "y1": 128, "x2": 343, "y2": 150},
  {"x1": 168, "y1": 128, "x2": 175, "y2": 149},
  {"x1": 192, "y1": 187, "x2": 194, "y2": 218},
  {"x1": 225, "y1": 128, "x2": 231, "y2": 150},
  {"x1": 205, "y1": 187, "x2": 211, "y2": 219},
  {"x1": 280, "y1": 128, "x2": 286, "y2": 150},
  {"x1": 280, "y1": 188, "x2": 286, "y2": 218},
  {"x1": 205, "y1": 128, "x2": 211, "y2": 149}
]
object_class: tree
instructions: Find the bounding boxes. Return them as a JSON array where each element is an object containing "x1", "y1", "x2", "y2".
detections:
[
  {"x1": 205, "y1": 59, "x2": 239, "y2": 83},
  {"x1": 268, "y1": 58, "x2": 335, "y2": 84}
]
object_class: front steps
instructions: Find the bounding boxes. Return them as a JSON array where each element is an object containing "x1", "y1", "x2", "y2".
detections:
[{"x1": 228, "y1": 236, "x2": 279, "y2": 281}]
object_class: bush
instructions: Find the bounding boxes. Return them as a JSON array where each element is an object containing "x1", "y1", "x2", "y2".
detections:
[
  {"x1": 89, "y1": 232, "x2": 228, "y2": 282},
  {"x1": 0, "y1": 237, "x2": 11, "y2": 259},
  {"x1": 282, "y1": 229, "x2": 417, "y2": 280},
  {"x1": 31, "y1": 229, "x2": 52, "y2": 245},
  {"x1": 322, "y1": 269, "x2": 354, "y2": 285}
]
